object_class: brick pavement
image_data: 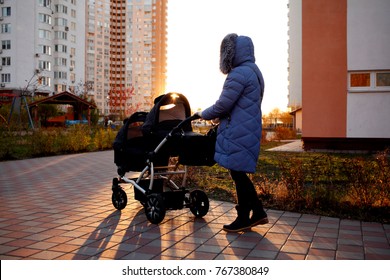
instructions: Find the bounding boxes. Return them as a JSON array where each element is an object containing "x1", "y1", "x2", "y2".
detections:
[{"x1": 0, "y1": 150, "x2": 389, "y2": 260}]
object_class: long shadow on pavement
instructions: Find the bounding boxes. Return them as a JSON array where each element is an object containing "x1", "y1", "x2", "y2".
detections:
[{"x1": 72, "y1": 210, "x2": 122, "y2": 259}]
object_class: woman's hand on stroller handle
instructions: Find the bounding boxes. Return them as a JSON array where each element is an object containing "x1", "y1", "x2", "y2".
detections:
[
  {"x1": 191, "y1": 112, "x2": 202, "y2": 121},
  {"x1": 170, "y1": 114, "x2": 201, "y2": 135}
]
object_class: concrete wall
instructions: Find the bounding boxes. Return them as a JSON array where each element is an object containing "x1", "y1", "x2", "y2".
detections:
[
  {"x1": 347, "y1": 0, "x2": 390, "y2": 70},
  {"x1": 287, "y1": 0, "x2": 302, "y2": 109},
  {"x1": 346, "y1": 0, "x2": 390, "y2": 138}
]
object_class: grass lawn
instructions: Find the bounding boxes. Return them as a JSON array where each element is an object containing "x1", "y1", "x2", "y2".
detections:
[
  {"x1": 1, "y1": 128, "x2": 389, "y2": 224},
  {"x1": 187, "y1": 141, "x2": 390, "y2": 224}
]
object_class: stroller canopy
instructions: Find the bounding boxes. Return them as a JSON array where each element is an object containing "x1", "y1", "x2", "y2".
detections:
[{"x1": 141, "y1": 92, "x2": 192, "y2": 135}]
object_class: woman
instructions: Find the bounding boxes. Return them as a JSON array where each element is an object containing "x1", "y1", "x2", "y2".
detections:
[{"x1": 197, "y1": 34, "x2": 268, "y2": 232}]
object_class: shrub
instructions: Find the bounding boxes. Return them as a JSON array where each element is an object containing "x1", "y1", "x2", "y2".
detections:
[
  {"x1": 252, "y1": 150, "x2": 388, "y2": 222},
  {"x1": 274, "y1": 127, "x2": 297, "y2": 140},
  {"x1": 93, "y1": 127, "x2": 117, "y2": 150},
  {"x1": 63, "y1": 125, "x2": 92, "y2": 152},
  {"x1": 0, "y1": 130, "x2": 13, "y2": 159},
  {"x1": 342, "y1": 151, "x2": 390, "y2": 208},
  {"x1": 0, "y1": 126, "x2": 118, "y2": 160},
  {"x1": 305, "y1": 155, "x2": 344, "y2": 209},
  {"x1": 375, "y1": 149, "x2": 390, "y2": 206},
  {"x1": 30, "y1": 128, "x2": 61, "y2": 156},
  {"x1": 278, "y1": 158, "x2": 306, "y2": 208}
]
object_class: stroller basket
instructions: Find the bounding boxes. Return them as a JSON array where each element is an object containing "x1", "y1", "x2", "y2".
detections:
[
  {"x1": 178, "y1": 130, "x2": 216, "y2": 166},
  {"x1": 134, "y1": 179, "x2": 163, "y2": 202},
  {"x1": 135, "y1": 179, "x2": 186, "y2": 210}
]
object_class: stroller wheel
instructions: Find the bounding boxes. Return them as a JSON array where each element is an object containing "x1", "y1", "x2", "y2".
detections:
[
  {"x1": 189, "y1": 190, "x2": 209, "y2": 218},
  {"x1": 112, "y1": 188, "x2": 127, "y2": 210},
  {"x1": 145, "y1": 193, "x2": 166, "y2": 224}
]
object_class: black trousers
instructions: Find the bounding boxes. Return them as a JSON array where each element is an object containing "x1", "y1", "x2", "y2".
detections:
[{"x1": 229, "y1": 170, "x2": 260, "y2": 212}]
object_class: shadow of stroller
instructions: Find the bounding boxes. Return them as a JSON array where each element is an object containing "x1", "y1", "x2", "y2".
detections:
[
  {"x1": 72, "y1": 210, "x2": 122, "y2": 260},
  {"x1": 114, "y1": 208, "x2": 162, "y2": 260},
  {"x1": 72, "y1": 205, "x2": 162, "y2": 260}
]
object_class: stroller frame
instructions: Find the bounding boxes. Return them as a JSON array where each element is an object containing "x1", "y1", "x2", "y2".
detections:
[{"x1": 112, "y1": 114, "x2": 210, "y2": 224}]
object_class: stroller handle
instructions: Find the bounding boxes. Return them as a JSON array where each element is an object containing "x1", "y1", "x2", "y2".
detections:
[{"x1": 171, "y1": 114, "x2": 201, "y2": 134}]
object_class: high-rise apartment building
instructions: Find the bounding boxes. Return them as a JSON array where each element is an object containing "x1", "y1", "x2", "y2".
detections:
[
  {"x1": 1, "y1": 0, "x2": 168, "y2": 117},
  {"x1": 86, "y1": 0, "x2": 111, "y2": 115},
  {"x1": 87, "y1": 0, "x2": 168, "y2": 116},
  {"x1": 0, "y1": 0, "x2": 85, "y2": 97}
]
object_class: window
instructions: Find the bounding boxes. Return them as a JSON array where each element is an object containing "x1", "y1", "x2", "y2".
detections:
[
  {"x1": 1, "y1": 7, "x2": 11, "y2": 17},
  {"x1": 39, "y1": 13, "x2": 52, "y2": 24},
  {"x1": 1, "y1": 40, "x2": 11, "y2": 50},
  {"x1": 55, "y1": 84, "x2": 66, "y2": 92},
  {"x1": 70, "y1": 73, "x2": 75, "y2": 83},
  {"x1": 376, "y1": 73, "x2": 390, "y2": 87},
  {"x1": 55, "y1": 18, "x2": 68, "y2": 26},
  {"x1": 38, "y1": 60, "x2": 51, "y2": 71},
  {"x1": 55, "y1": 44, "x2": 67, "y2": 53},
  {"x1": 40, "y1": 76, "x2": 51, "y2": 86},
  {"x1": 349, "y1": 71, "x2": 390, "y2": 92},
  {"x1": 54, "y1": 71, "x2": 67, "y2": 79},
  {"x1": 39, "y1": 45, "x2": 52, "y2": 55},
  {"x1": 350, "y1": 73, "x2": 370, "y2": 87},
  {"x1": 38, "y1": 29, "x2": 51, "y2": 39},
  {"x1": 1, "y1": 57, "x2": 10, "y2": 66},
  {"x1": 1, "y1": 73, "x2": 11, "y2": 83},
  {"x1": 39, "y1": 0, "x2": 51, "y2": 7},
  {"x1": 1, "y1": 24, "x2": 11, "y2": 33},
  {"x1": 55, "y1": 31, "x2": 67, "y2": 40},
  {"x1": 55, "y1": 4, "x2": 68, "y2": 14},
  {"x1": 54, "y1": 57, "x2": 67, "y2": 66}
]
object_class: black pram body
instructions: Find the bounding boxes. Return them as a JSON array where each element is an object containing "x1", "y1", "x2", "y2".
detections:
[
  {"x1": 111, "y1": 93, "x2": 215, "y2": 224},
  {"x1": 113, "y1": 92, "x2": 216, "y2": 176}
]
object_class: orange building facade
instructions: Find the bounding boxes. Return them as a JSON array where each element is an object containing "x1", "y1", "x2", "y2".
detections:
[{"x1": 289, "y1": 0, "x2": 390, "y2": 150}]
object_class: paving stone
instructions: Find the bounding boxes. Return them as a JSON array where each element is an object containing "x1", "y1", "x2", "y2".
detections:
[{"x1": 1, "y1": 150, "x2": 388, "y2": 260}]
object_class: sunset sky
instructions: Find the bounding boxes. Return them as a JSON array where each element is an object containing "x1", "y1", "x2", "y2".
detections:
[{"x1": 166, "y1": 0, "x2": 289, "y2": 114}]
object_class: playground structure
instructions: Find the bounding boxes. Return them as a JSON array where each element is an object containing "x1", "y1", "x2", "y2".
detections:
[
  {"x1": 0, "y1": 91, "x2": 97, "y2": 129},
  {"x1": 0, "y1": 73, "x2": 46, "y2": 129},
  {"x1": 28, "y1": 91, "x2": 97, "y2": 127},
  {"x1": 0, "y1": 92, "x2": 34, "y2": 129},
  {"x1": 1, "y1": 69, "x2": 98, "y2": 129}
]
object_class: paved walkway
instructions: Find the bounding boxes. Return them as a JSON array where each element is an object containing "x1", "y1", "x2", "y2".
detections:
[
  {"x1": 266, "y1": 140, "x2": 304, "y2": 152},
  {"x1": 0, "y1": 150, "x2": 389, "y2": 260}
]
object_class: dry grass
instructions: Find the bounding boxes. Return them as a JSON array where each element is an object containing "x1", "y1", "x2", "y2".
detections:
[{"x1": 186, "y1": 143, "x2": 390, "y2": 223}]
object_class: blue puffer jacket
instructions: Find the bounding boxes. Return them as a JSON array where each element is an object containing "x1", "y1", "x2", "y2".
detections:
[{"x1": 201, "y1": 35, "x2": 264, "y2": 173}]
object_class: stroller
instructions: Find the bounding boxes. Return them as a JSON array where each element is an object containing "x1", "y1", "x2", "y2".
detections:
[{"x1": 112, "y1": 93, "x2": 216, "y2": 224}]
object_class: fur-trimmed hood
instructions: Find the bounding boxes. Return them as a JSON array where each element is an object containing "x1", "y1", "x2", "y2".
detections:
[{"x1": 220, "y1": 33, "x2": 256, "y2": 74}]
